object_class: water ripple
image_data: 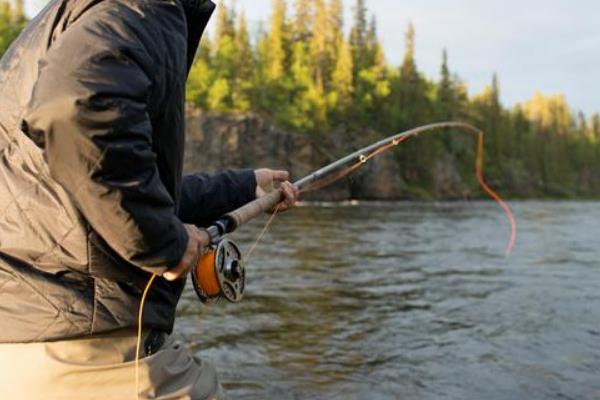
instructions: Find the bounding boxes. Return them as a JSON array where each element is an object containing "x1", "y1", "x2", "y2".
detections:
[{"x1": 176, "y1": 201, "x2": 600, "y2": 399}]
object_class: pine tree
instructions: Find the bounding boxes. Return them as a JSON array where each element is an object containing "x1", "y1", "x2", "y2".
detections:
[
  {"x1": 328, "y1": 0, "x2": 344, "y2": 44},
  {"x1": 472, "y1": 76, "x2": 503, "y2": 135},
  {"x1": 212, "y1": 2, "x2": 235, "y2": 71},
  {"x1": 207, "y1": 1, "x2": 236, "y2": 110},
  {"x1": 394, "y1": 21, "x2": 419, "y2": 121},
  {"x1": 234, "y1": 11, "x2": 253, "y2": 77},
  {"x1": 400, "y1": 21, "x2": 417, "y2": 81},
  {"x1": 577, "y1": 111, "x2": 589, "y2": 137},
  {"x1": 311, "y1": 0, "x2": 328, "y2": 91},
  {"x1": 365, "y1": 16, "x2": 379, "y2": 66},
  {"x1": 233, "y1": 11, "x2": 254, "y2": 111},
  {"x1": 293, "y1": 0, "x2": 312, "y2": 39},
  {"x1": 186, "y1": 36, "x2": 215, "y2": 107},
  {"x1": 289, "y1": 39, "x2": 311, "y2": 125},
  {"x1": 592, "y1": 113, "x2": 600, "y2": 139},
  {"x1": 393, "y1": 22, "x2": 430, "y2": 128},
  {"x1": 327, "y1": 0, "x2": 344, "y2": 62},
  {"x1": 354, "y1": 17, "x2": 389, "y2": 110},
  {"x1": 349, "y1": 0, "x2": 368, "y2": 78},
  {"x1": 490, "y1": 73, "x2": 501, "y2": 113},
  {"x1": 207, "y1": 78, "x2": 231, "y2": 111},
  {"x1": 266, "y1": 0, "x2": 288, "y2": 82},
  {"x1": 437, "y1": 49, "x2": 453, "y2": 120},
  {"x1": 330, "y1": 37, "x2": 354, "y2": 109},
  {"x1": 215, "y1": 1, "x2": 235, "y2": 45},
  {"x1": 387, "y1": 22, "x2": 437, "y2": 188}
]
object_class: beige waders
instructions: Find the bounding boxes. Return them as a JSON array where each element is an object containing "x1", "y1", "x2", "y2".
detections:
[{"x1": 0, "y1": 330, "x2": 225, "y2": 400}]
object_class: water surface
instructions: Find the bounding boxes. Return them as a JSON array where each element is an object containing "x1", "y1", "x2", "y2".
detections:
[{"x1": 176, "y1": 201, "x2": 600, "y2": 399}]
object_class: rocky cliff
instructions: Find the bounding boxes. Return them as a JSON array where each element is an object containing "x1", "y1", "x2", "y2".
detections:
[{"x1": 184, "y1": 111, "x2": 472, "y2": 200}]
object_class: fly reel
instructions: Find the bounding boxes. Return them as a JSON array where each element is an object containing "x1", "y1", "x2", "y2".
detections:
[{"x1": 191, "y1": 238, "x2": 246, "y2": 304}]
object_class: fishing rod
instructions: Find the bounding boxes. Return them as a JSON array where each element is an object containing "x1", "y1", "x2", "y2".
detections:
[{"x1": 190, "y1": 121, "x2": 517, "y2": 304}]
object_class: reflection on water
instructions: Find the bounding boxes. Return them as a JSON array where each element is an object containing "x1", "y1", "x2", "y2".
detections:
[{"x1": 176, "y1": 201, "x2": 600, "y2": 399}]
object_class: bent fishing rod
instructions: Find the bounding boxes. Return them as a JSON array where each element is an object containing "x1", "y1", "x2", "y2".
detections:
[{"x1": 190, "y1": 121, "x2": 517, "y2": 304}]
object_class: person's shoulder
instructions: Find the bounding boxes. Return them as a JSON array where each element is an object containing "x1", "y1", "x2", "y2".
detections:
[
  {"x1": 63, "y1": 0, "x2": 185, "y2": 40},
  {"x1": 41, "y1": 0, "x2": 187, "y2": 82},
  {"x1": 59, "y1": 0, "x2": 187, "y2": 58},
  {"x1": 42, "y1": 0, "x2": 185, "y2": 26}
]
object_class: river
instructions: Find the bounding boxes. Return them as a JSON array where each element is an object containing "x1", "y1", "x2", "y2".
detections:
[{"x1": 176, "y1": 201, "x2": 600, "y2": 399}]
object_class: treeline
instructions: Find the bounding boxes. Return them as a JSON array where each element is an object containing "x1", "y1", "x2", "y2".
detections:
[
  {"x1": 186, "y1": 0, "x2": 600, "y2": 198},
  {"x1": 2, "y1": 0, "x2": 600, "y2": 197}
]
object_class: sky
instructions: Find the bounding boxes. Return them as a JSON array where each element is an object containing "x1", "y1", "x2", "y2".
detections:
[{"x1": 24, "y1": 0, "x2": 599, "y2": 115}]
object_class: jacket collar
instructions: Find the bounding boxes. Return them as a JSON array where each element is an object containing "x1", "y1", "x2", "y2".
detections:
[{"x1": 179, "y1": 0, "x2": 215, "y2": 74}]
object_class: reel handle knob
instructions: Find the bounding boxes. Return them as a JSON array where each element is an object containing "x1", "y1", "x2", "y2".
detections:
[{"x1": 225, "y1": 259, "x2": 242, "y2": 281}]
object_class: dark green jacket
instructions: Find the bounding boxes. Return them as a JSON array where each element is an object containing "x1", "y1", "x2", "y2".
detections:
[{"x1": 0, "y1": 0, "x2": 256, "y2": 343}]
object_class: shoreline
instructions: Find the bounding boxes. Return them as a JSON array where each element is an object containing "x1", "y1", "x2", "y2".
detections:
[{"x1": 296, "y1": 198, "x2": 600, "y2": 207}]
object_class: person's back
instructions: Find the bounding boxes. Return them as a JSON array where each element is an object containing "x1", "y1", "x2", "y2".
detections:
[{"x1": 0, "y1": 0, "x2": 210, "y2": 343}]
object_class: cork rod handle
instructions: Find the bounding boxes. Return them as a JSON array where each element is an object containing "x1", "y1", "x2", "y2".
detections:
[{"x1": 226, "y1": 189, "x2": 284, "y2": 230}]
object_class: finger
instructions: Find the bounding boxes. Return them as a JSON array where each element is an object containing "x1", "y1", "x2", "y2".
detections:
[
  {"x1": 166, "y1": 242, "x2": 200, "y2": 281},
  {"x1": 195, "y1": 228, "x2": 210, "y2": 248},
  {"x1": 283, "y1": 186, "x2": 294, "y2": 207},
  {"x1": 287, "y1": 181, "x2": 298, "y2": 201},
  {"x1": 164, "y1": 260, "x2": 189, "y2": 281},
  {"x1": 281, "y1": 182, "x2": 297, "y2": 208},
  {"x1": 189, "y1": 225, "x2": 209, "y2": 245},
  {"x1": 272, "y1": 170, "x2": 290, "y2": 182},
  {"x1": 270, "y1": 193, "x2": 289, "y2": 213}
]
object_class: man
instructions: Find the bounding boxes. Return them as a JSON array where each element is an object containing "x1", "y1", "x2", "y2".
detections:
[{"x1": 0, "y1": 0, "x2": 297, "y2": 398}]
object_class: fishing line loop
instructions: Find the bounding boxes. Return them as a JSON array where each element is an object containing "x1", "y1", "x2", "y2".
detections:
[
  {"x1": 244, "y1": 203, "x2": 281, "y2": 263},
  {"x1": 135, "y1": 272, "x2": 157, "y2": 400}
]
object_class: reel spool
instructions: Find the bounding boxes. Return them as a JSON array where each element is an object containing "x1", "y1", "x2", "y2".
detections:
[{"x1": 191, "y1": 239, "x2": 246, "y2": 304}]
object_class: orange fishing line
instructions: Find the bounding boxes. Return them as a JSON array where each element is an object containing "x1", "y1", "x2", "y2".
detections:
[
  {"x1": 475, "y1": 131, "x2": 517, "y2": 255},
  {"x1": 300, "y1": 127, "x2": 516, "y2": 255},
  {"x1": 195, "y1": 249, "x2": 221, "y2": 297}
]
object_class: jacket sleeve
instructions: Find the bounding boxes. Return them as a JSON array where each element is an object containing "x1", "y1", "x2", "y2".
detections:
[
  {"x1": 179, "y1": 169, "x2": 257, "y2": 227},
  {"x1": 22, "y1": 2, "x2": 188, "y2": 273}
]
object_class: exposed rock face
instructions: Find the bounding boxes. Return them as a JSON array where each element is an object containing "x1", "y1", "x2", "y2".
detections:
[
  {"x1": 350, "y1": 152, "x2": 407, "y2": 199},
  {"x1": 184, "y1": 110, "x2": 351, "y2": 200},
  {"x1": 183, "y1": 111, "x2": 467, "y2": 200},
  {"x1": 432, "y1": 154, "x2": 472, "y2": 199}
]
